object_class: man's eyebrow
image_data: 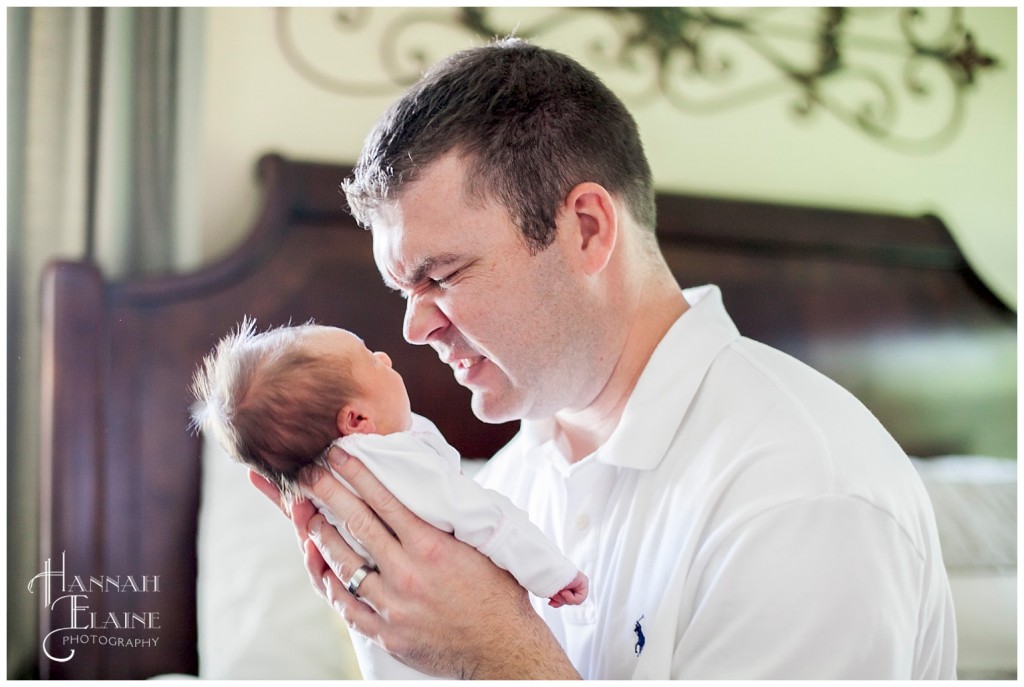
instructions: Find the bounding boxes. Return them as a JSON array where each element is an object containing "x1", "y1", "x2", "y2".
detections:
[{"x1": 384, "y1": 253, "x2": 464, "y2": 291}]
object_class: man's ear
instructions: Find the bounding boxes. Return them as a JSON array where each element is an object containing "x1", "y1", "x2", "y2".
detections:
[
  {"x1": 337, "y1": 404, "x2": 376, "y2": 435},
  {"x1": 561, "y1": 182, "x2": 618, "y2": 276}
]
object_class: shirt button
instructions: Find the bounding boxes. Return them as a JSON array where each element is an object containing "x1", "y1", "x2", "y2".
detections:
[{"x1": 575, "y1": 514, "x2": 590, "y2": 530}]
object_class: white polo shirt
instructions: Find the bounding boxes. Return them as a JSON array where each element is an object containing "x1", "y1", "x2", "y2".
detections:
[{"x1": 476, "y1": 285, "x2": 957, "y2": 679}]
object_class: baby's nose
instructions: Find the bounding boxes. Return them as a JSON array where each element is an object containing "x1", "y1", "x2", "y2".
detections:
[{"x1": 374, "y1": 351, "x2": 392, "y2": 367}]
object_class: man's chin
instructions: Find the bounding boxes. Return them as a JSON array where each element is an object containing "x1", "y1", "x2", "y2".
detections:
[{"x1": 469, "y1": 393, "x2": 522, "y2": 425}]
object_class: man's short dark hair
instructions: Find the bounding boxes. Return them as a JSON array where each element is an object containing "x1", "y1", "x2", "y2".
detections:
[{"x1": 343, "y1": 37, "x2": 656, "y2": 253}]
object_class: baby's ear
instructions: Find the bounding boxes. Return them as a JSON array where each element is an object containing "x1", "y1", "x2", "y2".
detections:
[{"x1": 337, "y1": 404, "x2": 376, "y2": 435}]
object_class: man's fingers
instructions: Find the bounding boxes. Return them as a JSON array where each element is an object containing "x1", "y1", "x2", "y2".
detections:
[
  {"x1": 307, "y1": 513, "x2": 366, "y2": 586},
  {"x1": 322, "y1": 569, "x2": 383, "y2": 637},
  {"x1": 302, "y1": 536, "x2": 330, "y2": 597},
  {"x1": 289, "y1": 497, "x2": 318, "y2": 543},
  {"x1": 249, "y1": 469, "x2": 319, "y2": 552},
  {"x1": 251, "y1": 462, "x2": 387, "y2": 641},
  {"x1": 326, "y1": 447, "x2": 421, "y2": 542},
  {"x1": 305, "y1": 451, "x2": 403, "y2": 565},
  {"x1": 248, "y1": 470, "x2": 286, "y2": 514},
  {"x1": 307, "y1": 513, "x2": 385, "y2": 615}
]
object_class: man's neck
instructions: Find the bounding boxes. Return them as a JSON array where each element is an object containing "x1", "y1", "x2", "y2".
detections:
[{"x1": 553, "y1": 282, "x2": 688, "y2": 464}]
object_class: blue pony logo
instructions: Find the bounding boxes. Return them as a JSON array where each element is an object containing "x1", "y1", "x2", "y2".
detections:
[{"x1": 633, "y1": 615, "x2": 646, "y2": 656}]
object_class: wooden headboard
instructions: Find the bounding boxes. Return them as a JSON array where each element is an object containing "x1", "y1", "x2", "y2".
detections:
[{"x1": 38, "y1": 153, "x2": 1015, "y2": 678}]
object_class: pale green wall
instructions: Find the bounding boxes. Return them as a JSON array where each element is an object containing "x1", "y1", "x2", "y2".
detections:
[{"x1": 198, "y1": 7, "x2": 1016, "y2": 307}]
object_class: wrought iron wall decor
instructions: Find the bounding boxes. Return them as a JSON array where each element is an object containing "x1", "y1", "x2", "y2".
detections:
[{"x1": 275, "y1": 6, "x2": 1000, "y2": 154}]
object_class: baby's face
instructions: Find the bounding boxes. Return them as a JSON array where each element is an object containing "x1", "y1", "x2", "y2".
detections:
[{"x1": 305, "y1": 327, "x2": 413, "y2": 434}]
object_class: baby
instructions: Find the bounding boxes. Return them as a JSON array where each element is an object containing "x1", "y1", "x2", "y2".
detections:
[{"x1": 190, "y1": 319, "x2": 588, "y2": 679}]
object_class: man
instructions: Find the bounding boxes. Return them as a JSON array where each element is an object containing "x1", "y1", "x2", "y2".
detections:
[{"x1": 253, "y1": 38, "x2": 956, "y2": 679}]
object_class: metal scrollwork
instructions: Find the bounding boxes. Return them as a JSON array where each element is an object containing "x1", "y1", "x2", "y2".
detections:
[{"x1": 275, "y1": 6, "x2": 1000, "y2": 154}]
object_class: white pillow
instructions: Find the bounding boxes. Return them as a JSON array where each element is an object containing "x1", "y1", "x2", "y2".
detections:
[
  {"x1": 912, "y1": 455, "x2": 1017, "y2": 680},
  {"x1": 911, "y1": 455, "x2": 1016, "y2": 572},
  {"x1": 197, "y1": 434, "x2": 361, "y2": 679}
]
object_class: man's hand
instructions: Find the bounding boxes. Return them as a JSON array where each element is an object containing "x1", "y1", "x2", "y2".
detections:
[{"x1": 250, "y1": 448, "x2": 580, "y2": 679}]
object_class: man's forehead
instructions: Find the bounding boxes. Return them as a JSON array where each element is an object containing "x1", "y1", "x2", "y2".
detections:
[
  {"x1": 367, "y1": 154, "x2": 502, "y2": 289},
  {"x1": 369, "y1": 205, "x2": 462, "y2": 285}
]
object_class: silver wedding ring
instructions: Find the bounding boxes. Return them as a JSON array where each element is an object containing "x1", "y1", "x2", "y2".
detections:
[{"x1": 345, "y1": 564, "x2": 374, "y2": 597}]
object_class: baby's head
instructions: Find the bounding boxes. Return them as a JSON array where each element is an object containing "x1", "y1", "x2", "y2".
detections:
[{"x1": 190, "y1": 318, "x2": 412, "y2": 499}]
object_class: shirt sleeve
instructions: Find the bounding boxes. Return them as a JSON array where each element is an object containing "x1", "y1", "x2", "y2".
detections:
[
  {"x1": 337, "y1": 432, "x2": 579, "y2": 599},
  {"x1": 662, "y1": 494, "x2": 954, "y2": 679}
]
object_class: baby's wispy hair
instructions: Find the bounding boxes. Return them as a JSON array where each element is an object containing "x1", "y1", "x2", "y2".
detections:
[{"x1": 190, "y1": 317, "x2": 359, "y2": 502}]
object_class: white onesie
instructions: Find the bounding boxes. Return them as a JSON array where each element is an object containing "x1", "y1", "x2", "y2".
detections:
[{"x1": 311, "y1": 414, "x2": 580, "y2": 680}]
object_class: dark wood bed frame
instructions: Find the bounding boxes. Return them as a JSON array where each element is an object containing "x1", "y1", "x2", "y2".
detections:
[{"x1": 37, "y1": 153, "x2": 1015, "y2": 679}]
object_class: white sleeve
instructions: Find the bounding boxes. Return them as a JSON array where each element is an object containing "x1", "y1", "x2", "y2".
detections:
[
  {"x1": 664, "y1": 495, "x2": 955, "y2": 679},
  {"x1": 337, "y1": 432, "x2": 578, "y2": 599}
]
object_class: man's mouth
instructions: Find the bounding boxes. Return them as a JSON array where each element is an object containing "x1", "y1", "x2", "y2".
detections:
[{"x1": 451, "y1": 356, "x2": 484, "y2": 371}]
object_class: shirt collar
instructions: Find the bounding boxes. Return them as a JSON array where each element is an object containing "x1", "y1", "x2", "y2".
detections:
[{"x1": 519, "y1": 284, "x2": 740, "y2": 471}]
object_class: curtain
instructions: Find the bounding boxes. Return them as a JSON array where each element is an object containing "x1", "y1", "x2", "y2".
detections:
[{"x1": 6, "y1": 7, "x2": 202, "y2": 677}]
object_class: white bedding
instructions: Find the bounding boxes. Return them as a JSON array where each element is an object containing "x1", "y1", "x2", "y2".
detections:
[
  {"x1": 913, "y1": 455, "x2": 1016, "y2": 572},
  {"x1": 197, "y1": 435, "x2": 360, "y2": 679},
  {"x1": 912, "y1": 455, "x2": 1017, "y2": 679}
]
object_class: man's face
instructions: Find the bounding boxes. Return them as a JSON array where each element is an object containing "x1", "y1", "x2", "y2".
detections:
[{"x1": 370, "y1": 154, "x2": 599, "y2": 424}]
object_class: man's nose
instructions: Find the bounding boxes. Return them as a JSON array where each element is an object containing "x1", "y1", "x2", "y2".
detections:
[{"x1": 403, "y1": 293, "x2": 448, "y2": 345}]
